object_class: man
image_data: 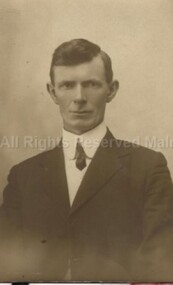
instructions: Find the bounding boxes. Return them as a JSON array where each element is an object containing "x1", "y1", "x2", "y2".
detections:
[{"x1": 0, "y1": 38, "x2": 173, "y2": 282}]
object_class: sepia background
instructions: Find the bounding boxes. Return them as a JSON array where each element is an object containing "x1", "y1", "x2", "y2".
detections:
[{"x1": 0, "y1": 0, "x2": 173, "y2": 202}]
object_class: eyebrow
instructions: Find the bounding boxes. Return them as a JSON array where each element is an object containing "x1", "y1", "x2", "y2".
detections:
[
  {"x1": 57, "y1": 79, "x2": 103, "y2": 88},
  {"x1": 57, "y1": 80, "x2": 75, "y2": 86},
  {"x1": 58, "y1": 79, "x2": 102, "y2": 84},
  {"x1": 82, "y1": 79, "x2": 102, "y2": 83}
]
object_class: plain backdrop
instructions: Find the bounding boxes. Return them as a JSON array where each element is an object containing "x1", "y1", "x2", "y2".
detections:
[{"x1": 0, "y1": 0, "x2": 173, "y2": 202}]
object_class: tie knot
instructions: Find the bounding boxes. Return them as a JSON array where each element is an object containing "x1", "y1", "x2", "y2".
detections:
[{"x1": 76, "y1": 141, "x2": 85, "y2": 155}]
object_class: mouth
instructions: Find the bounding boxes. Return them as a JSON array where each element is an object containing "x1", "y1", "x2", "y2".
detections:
[{"x1": 70, "y1": 111, "x2": 92, "y2": 114}]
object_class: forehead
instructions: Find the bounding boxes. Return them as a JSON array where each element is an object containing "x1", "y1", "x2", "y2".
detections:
[{"x1": 53, "y1": 55, "x2": 106, "y2": 82}]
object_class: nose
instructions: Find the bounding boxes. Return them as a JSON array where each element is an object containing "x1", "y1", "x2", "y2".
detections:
[{"x1": 73, "y1": 84, "x2": 87, "y2": 104}]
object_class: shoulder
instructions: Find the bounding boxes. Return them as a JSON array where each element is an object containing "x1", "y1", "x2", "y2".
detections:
[
  {"x1": 104, "y1": 129, "x2": 169, "y2": 168},
  {"x1": 106, "y1": 128, "x2": 166, "y2": 163},
  {"x1": 115, "y1": 139, "x2": 172, "y2": 188},
  {"x1": 115, "y1": 138, "x2": 167, "y2": 166},
  {"x1": 10, "y1": 147, "x2": 61, "y2": 174},
  {"x1": 105, "y1": 129, "x2": 169, "y2": 177},
  {"x1": 105, "y1": 127, "x2": 169, "y2": 174},
  {"x1": 117, "y1": 138, "x2": 164, "y2": 156}
]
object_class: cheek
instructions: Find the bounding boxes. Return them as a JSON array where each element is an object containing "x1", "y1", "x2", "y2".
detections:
[
  {"x1": 58, "y1": 97, "x2": 72, "y2": 112},
  {"x1": 90, "y1": 95, "x2": 107, "y2": 111}
]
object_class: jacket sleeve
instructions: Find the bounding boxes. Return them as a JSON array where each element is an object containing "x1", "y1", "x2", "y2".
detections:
[
  {"x1": 0, "y1": 166, "x2": 22, "y2": 236},
  {"x1": 0, "y1": 165, "x2": 23, "y2": 281},
  {"x1": 135, "y1": 152, "x2": 173, "y2": 281}
]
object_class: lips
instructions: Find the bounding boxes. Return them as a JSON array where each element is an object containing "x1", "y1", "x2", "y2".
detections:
[{"x1": 70, "y1": 111, "x2": 91, "y2": 114}]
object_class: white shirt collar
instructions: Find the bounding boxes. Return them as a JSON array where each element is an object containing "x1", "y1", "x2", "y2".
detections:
[{"x1": 62, "y1": 121, "x2": 107, "y2": 159}]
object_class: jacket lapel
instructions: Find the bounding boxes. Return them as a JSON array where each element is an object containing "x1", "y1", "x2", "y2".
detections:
[
  {"x1": 38, "y1": 144, "x2": 70, "y2": 217},
  {"x1": 70, "y1": 129, "x2": 131, "y2": 216}
]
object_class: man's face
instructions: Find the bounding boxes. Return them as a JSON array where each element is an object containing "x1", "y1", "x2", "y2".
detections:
[{"x1": 48, "y1": 55, "x2": 118, "y2": 135}]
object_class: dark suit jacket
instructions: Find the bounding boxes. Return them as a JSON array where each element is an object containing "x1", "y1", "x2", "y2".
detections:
[{"x1": 0, "y1": 129, "x2": 173, "y2": 282}]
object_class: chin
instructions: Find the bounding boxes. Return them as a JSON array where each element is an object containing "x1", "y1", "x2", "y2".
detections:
[
  {"x1": 65, "y1": 124, "x2": 92, "y2": 135},
  {"x1": 65, "y1": 118, "x2": 100, "y2": 134}
]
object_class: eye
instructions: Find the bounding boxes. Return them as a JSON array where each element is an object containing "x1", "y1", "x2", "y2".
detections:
[
  {"x1": 83, "y1": 80, "x2": 101, "y2": 88},
  {"x1": 59, "y1": 81, "x2": 75, "y2": 89}
]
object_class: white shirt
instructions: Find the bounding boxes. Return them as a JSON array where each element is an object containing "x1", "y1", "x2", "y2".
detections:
[{"x1": 62, "y1": 122, "x2": 107, "y2": 205}]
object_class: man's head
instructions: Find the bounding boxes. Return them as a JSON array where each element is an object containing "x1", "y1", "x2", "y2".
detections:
[{"x1": 47, "y1": 39, "x2": 119, "y2": 135}]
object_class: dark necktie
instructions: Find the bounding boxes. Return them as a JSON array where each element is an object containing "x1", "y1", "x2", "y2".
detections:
[{"x1": 74, "y1": 140, "x2": 87, "y2": 170}]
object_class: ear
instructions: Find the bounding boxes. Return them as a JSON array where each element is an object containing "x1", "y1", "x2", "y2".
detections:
[
  {"x1": 46, "y1": 82, "x2": 59, "y2": 105},
  {"x1": 106, "y1": 80, "x2": 119, "y2": 103}
]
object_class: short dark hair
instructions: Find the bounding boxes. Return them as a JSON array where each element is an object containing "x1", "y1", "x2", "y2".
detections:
[{"x1": 49, "y1": 38, "x2": 113, "y2": 84}]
